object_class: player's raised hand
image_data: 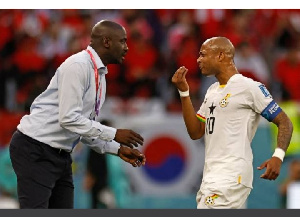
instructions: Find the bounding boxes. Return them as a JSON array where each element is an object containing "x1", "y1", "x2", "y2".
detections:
[
  {"x1": 118, "y1": 146, "x2": 146, "y2": 167},
  {"x1": 114, "y1": 129, "x2": 144, "y2": 148},
  {"x1": 171, "y1": 66, "x2": 189, "y2": 92},
  {"x1": 257, "y1": 157, "x2": 282, "y2": 180}
]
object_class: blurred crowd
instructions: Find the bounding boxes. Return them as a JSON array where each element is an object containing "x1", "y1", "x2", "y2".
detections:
[
  {"x1": 0, "y1": 10, "x2": 300, "y2": 102},
  {"x1": 0, "y1": 9, "x2": 300, "y2": 208},
  {"x1": 1, "y1": 9, "x2": 300, "y2": 144}
]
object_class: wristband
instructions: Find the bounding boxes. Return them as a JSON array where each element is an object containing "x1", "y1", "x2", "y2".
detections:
[
  {"x1": 272, "y1": 148, "x2": 285, "y2": 162},
  {"x1": 178, "y1": 89, "x2": 189, "y2": 97}
]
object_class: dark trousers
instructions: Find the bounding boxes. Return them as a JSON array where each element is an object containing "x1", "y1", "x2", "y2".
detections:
[{"x1": 9, "y1": 130, "x2": 74, "y2": 208}]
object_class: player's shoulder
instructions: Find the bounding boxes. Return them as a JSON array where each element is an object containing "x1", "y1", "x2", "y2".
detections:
[
  {"x1": 231, "y1": 73, "x2": 254, "y2": 84},
  {"x1": 235, "y1": 74, "x2": 272, "y2": 99},
  {"x1": 206, "y1": 82, "x2": 219, "y2": 92},
  {"x1": 232, "y1": 74, "x2": 264, "y2": 89}
]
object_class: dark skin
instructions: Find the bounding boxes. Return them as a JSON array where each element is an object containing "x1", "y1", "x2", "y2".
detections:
[
  {"x1": 89, "y1": 20, "x2": 145, "y2": 165},
  {"x1": 172, "y1": 36, "x2": 293, "y2": 181},
  {"x1": 118, "y1": 145, "x2": 146, "y2": 167}
]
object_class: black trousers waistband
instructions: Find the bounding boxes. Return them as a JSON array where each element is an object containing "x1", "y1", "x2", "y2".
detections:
[{"x1": 16, "y1": 130, "x2": 71, "y2": 155}]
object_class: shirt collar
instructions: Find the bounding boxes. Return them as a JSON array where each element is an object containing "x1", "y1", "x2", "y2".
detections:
[{"x1": 86, "y1": 45, "x2": 108, "y2": 74}]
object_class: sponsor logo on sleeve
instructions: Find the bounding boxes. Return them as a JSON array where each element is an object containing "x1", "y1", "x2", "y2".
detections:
[{"x1": 259, "y1": 84, "x2": 271, "y2": 97}]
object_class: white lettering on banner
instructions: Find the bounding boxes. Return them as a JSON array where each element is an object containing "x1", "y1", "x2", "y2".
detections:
[{"x1": 269, "y1": 103, "x2": 279, "y2": 114}]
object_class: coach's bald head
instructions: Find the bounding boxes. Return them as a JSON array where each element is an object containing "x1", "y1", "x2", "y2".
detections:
[
  {"x1": 91, "y1": 20, "x2": 124, "y2": 41},
  {"x1": 89, "y1": 20, "x2": 128, "y2": 66}
]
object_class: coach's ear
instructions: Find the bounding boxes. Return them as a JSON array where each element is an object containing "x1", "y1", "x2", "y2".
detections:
[{"x1": 103, "y1": 37, "x2": 111, "y2": 48}]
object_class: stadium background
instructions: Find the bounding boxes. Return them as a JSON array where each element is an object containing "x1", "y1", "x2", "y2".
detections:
[{"x1": 0, "y1": 9, "x2": 299, "y2": 209}]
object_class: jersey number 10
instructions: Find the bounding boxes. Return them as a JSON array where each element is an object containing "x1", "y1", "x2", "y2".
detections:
[{"x1": 206, "y1": 117, "x2": 215, "y2": 134}]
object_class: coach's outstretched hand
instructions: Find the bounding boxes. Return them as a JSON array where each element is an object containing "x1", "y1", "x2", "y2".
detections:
[
  {"x1": 118, "y1": 146, "x2": 146, "y2": 167},
  {"x1": 114, "y1": 129, "x2": 144, "y2": 148}
]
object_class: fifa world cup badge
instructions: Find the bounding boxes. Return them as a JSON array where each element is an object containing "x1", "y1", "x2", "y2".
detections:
[
  {"x1": 219, "y1": 93, "x2": 231, "y2": 108},
  {"x1": 205, "y1": 194, "x2": 219, "y2": 206}
]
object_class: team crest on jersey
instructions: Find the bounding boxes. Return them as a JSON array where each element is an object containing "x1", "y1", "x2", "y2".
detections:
[
  {"x1": 205, "y1": 194, "x2": 219, "y2": 206},
  {"x1": 219, "y1": 93, "x2": 231, "y2": 108}
]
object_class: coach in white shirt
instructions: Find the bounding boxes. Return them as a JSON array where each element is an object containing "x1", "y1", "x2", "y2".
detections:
[{"x1": 9, "y1": 20, "x2": 146, "y2": 209}]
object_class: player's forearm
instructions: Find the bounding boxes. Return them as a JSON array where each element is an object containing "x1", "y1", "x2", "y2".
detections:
[
  {"x1": 273, "y1": 111, "x2": 293, "y2": 152},
  {"x1": 180, "y1": 97, "x2": 203, "y2": 140}
]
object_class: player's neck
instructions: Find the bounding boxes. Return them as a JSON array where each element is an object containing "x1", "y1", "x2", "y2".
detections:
[{"x1": 216, "y1": 68, "x2": 239, "y2": 85}]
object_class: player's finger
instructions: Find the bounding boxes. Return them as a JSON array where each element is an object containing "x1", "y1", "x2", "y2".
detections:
[
  {"x1": 173, "y1": 67, "x2": 183, "y2": 78},
  {"x1": 260, "y1": 173, "x2": 266, "y2": 179},
  {"x1": 173, "y1": 66, "x2": 186, "y2": 81},
  {"x1": 182, "y1": 68, "x2": 188, "y2": 78},
  {"x1": 269, "y1": 170, "x2": 279, "y2": 180},
  {"x1": 260, "y1": 173, "x2": 269, "y2": 179},
  {"x1": 177, "y1": 66, "x2": 185, "y2": 74},
  {"x1": 261, "y1": 172, "x2": 276, "y2": 180},
  {"x1": 175, "y1": 68, "x2": 182, "y2": 75},
  {"x1": 257, "y1": 161, "x2": 268, "y2": 170},
  {"x1": 269, "y1": 173, "x2": 277, "y2": 180},
  {"x1": 178, "y1": 66, "x2": 186, "y2": 76},
  {"x1": 260, "y1": 167, "x2": 271, "y2": 179},
  {"x1": 178, "y1": 70, "x2": 186, "y2": 79}
]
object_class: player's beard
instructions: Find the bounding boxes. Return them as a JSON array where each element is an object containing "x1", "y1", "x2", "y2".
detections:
[
  {"x1": 204, "y1": 66, "x2": 219, "y2": 77},
  {"x1": 201, "y1": 68, "x2": 217, "y2": 77}
]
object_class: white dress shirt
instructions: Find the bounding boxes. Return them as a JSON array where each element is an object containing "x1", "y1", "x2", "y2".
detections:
[{"x1": 17, "y1": 46, "x2": 120, "y2": 154}]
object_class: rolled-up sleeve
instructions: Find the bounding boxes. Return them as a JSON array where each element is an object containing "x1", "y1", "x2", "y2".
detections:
[{"x1": 58, "y1": 62, "x2": 116, "y2": 141}]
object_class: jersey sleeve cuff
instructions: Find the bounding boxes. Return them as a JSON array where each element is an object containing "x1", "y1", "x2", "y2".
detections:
[{"x1": 196, "y1": 113, "x2": 206, "y2": 122}]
